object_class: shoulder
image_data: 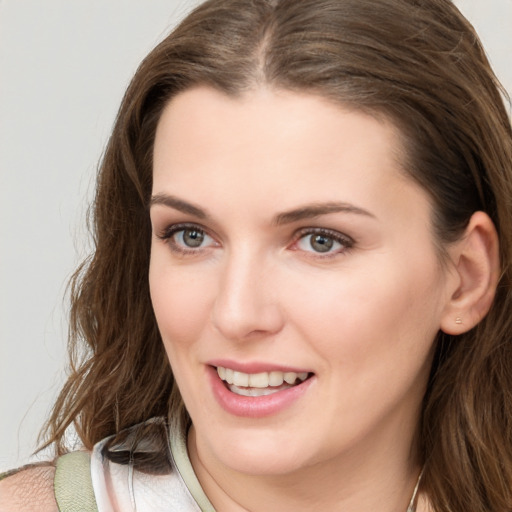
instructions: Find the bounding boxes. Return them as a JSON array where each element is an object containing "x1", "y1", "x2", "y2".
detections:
[{"x1": 0, "y1": 464, "x2": 58, "y2": 512}]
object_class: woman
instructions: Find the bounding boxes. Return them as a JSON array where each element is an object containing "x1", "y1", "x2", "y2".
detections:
[{"x1": 1, "y1": 0, "x2": 511, "y2": 510}]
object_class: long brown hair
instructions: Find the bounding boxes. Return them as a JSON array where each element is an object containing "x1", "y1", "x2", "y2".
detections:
[{"x1": 43, "y1": 1, "x2": 512, "y2": 510}]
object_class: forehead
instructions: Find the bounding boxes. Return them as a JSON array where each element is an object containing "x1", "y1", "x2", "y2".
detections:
[
  {"x1": 152, "y1": 86, "x2": 428, "y2": 226},
  {"x1": 154, "y1": 86, "x2": 405, "y2": 179}
]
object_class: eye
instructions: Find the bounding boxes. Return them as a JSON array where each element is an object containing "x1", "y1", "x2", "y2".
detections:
[
  {"x1": 157, "y1": 223, "x2": 217, "y2": 253},
  {"x1": 175, "y1": 228, "x2": 208, "y2": 248},
  {"x1": 294, "y1": 228, "x2": 354, "y2": 256}
]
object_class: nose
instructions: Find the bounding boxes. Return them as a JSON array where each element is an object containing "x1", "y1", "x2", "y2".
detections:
[{"x1": 211, "y1": 249, "x2": 284, "y2": 342}]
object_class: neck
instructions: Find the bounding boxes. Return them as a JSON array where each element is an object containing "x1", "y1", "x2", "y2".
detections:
[{"x1": 188, "y1": 421, "x2": 423, "y2": 512}]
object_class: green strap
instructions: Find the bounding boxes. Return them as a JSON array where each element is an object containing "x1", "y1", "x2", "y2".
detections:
[{"x1": 54, "y1": 452, "x2": 98, "y2": 512}]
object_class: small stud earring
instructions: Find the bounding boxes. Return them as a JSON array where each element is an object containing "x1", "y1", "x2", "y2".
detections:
[{"x1": 455, "y1": 317, "x2": 463, "y2": 325}]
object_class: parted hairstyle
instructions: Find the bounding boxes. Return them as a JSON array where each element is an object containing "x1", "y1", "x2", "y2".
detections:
[{"x1": 42, "y1": 0, "x2": 512, "y2": 510}]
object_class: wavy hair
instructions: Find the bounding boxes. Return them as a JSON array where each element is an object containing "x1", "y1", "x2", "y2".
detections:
[{"x1": 42, "y1": 1, "x2": 512, "y2": 510}]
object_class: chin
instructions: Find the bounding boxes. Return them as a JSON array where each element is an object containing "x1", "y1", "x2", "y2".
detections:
[{"x1": 199, "y1": 424, "x2": 319, "y2": 476}]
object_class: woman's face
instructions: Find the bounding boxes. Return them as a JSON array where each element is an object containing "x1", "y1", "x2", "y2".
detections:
[{"x1": 149, "y1": 87, "x2": 455, "y2": 477}]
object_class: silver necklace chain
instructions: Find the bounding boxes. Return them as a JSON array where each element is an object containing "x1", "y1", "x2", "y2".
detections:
[{"x1": 406, "y1": 468, "x2": 424, "y2": 512}]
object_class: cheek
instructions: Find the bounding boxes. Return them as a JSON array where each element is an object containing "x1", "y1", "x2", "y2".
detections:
[
  {"x1": 149, "y1": 256, "x2": 213, "y2": 353},
  {"x1": 286, "y1": 257, "x2": 443, "y2": 370}
]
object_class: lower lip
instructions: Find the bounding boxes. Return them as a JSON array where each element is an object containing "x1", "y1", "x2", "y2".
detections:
[{"x1": 207, "y1": 366, "x2": 314, "y2": 418}]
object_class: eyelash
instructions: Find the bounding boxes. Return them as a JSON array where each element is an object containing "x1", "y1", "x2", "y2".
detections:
[
  {"x1": 156, "y1": 223, "x2": 355, "y2": 258},
  {"x1": 291, "y1": 227, "x2": 355, "y2": 259},
  {"x1": 156, "y1": 223, "x2": 216, "y2": 256}
]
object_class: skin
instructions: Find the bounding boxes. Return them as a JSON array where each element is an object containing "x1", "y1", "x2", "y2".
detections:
[
  {"x1": 0, "y1": 465, "x2": 58, "y2": 512},
  {"x1": 149, "y1": 86, "x2": 460, "y2": 511}
]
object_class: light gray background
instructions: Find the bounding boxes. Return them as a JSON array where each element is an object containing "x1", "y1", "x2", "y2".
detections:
[{"x1": 1, "y1": 0, "x2": 511, "y2": 472}]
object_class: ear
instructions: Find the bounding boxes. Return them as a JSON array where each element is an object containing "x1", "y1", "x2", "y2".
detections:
[{"x1": 440, "y1": 211, "x2": 500, "y2": 335}]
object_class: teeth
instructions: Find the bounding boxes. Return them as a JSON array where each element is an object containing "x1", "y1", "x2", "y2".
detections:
[
  {"x1": 248, "y1": 372, "x2": 268, "y2": 387},
  {"x1": 284, "y1": 372, "x2": 297, "y2": 384},
  {"x1": 229, "y1": 384, "x2": 286, "y2": 397},
  {"x1": 233, "y1": 371, "x2": 249, "y2": 387},
  {"x1": 269, "y1": 371, "x2": 284, "y2": 386},
  {"x1": 216, "y1": 367, "x2": 309, "y2": 389}
]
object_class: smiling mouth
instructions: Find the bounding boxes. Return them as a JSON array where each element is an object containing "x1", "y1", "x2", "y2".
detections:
[{"x1": 216, "y1": 366, "x2": 311, "y2": 397}]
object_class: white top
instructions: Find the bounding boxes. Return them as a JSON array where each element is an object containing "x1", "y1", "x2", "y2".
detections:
[
  {"x1": 86, "y1": 416, "x2": 420, "y2": 511},
  {"x1": 89, "y1": 417, "x2": 215, "y2": 512}
]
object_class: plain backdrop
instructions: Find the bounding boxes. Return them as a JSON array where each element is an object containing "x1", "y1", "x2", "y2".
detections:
[{"x1": 1, "y1": 0, "x2": 511, "y2": 472}]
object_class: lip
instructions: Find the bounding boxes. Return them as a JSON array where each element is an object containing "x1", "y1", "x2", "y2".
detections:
[
  {"x1": 207, "y1": 364, "x2": 314, "y2": 418},
  {"x1": 207, "y1": 359, "x2": 312, "y2": 374}
]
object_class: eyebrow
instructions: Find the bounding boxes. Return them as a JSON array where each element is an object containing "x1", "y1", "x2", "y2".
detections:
[
  {"x1": 149, "y1": 194, "x2": 207, "y2": 218},
  {"x1": 149, "y1": 193, "x2": 375, "y2": 224},
  {"x1": 274, "y1": 202, "x2": 375, "y2": 225}
]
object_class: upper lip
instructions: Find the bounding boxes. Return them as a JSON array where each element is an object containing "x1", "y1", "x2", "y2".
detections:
[{"x1": 207, "y1": 359, "x2": 313, "y2": 374}]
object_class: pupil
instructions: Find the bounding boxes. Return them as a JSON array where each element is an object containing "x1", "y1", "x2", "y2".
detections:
[
  {"x1": 311, "y1": 234, "x2": 333, "y2": 253},
  {"x1": 183, "y1": 229, "x2": 204, "y2": 247}
]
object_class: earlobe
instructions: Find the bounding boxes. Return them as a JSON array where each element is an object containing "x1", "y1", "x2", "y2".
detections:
[{"x1": 440, "y1": 211, "x2": 500, "y2": 335}]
